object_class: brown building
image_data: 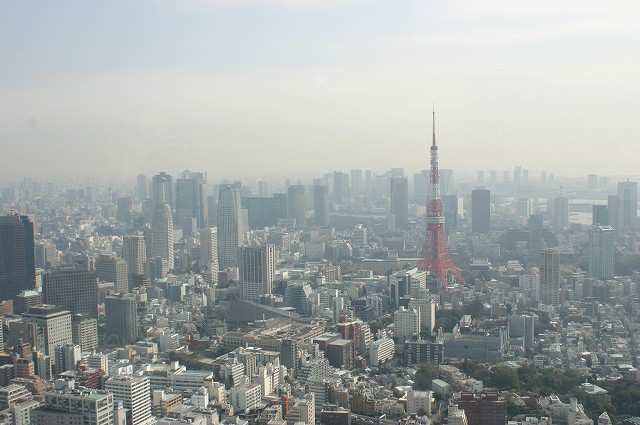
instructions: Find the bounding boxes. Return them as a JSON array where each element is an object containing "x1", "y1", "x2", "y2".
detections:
[
  {"x1": 326, "y1": 339, "x2": 354, "y2": 370},
  {"x1": 454, "y1": 391, "x2": 506, "y2": 425}
]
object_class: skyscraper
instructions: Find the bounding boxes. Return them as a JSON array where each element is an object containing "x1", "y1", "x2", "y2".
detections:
[
  {"x1": 413, "y1": 170, "x2": 429, "y2": 202},
  {"x1": 136, "y1": 174, "x2": 148, "y2": 200},
  {"x1": 527, "y1": 214, "x2": 545, "y2": 266},
  {"x1": 105, "y1": 375, "x2": 153, "y2": 425},
  {"x1": 441, "y1": 195, "x2": 459, "y2": 236},
  {"x1": 217, "y1": 185, "x2": 242, "y2": 269},
  {"x1": 22, "y1": 305, "x2": 72, "y2": 356},
  {"x1": 152, "y1": 172, "x2": 173, "y2": 207},
  {"x1": 539, "y1": 248, "x2": 560, "y2": 307},
  {"x1": 333, "y1": 171, "x2": 349, "y2": 204},
  {"x1": 95, "y1": 253, "x2": 129, "y2": 294},
  {"x1": 390, "y1": 177, "x2": 409, "y2": 229},
  {"x1": 350, "y1": 169, "x2": 363, "y2": 196},
  {"x1": 116, "y1": 197, "x2": 131, "y2": 223},
  {"x1": 287, "y1": 184, "x2": 306, "y2": 227},
  {"x1": 152, "y1": 203, "x2": 174, "y2": 271},
  {"x1": 617, "y1": 180, "x2": 638, "y2": 232},
  {"x1": 243, "y1": 197, "x2": 279, "y2": 229},
  {"x1": 592, "y1": 205, "x2": 608, "y2": 226},
  {"x1": 471, "y1": 188, "x2": 490, "y2": 234},
  {"x1": 313, "y1": 184, "x2": 330, "y2": 227},
  {"x1": 122, "y1": 235, "x2": 147, "y2": 277},
  {"x1": 0, "y1": 214, "x2": 35, "y2": 301},
  {"x1": 105, "y1": 293, "x2": 138, "y2": 343},
  {"x1": 239, "y1": 244, "x2": 275, "y2": 302},
  {"x1": 552, "y1": 195, "x2": 569, "y2": 231},
  {"x1": 175, "y1": 170, "x2": 208, "y2": 236},
  {"x1": 608, "y1": 194, "x2": 620, "y2": 234},
  {"x1": 588, "y1": 225, "x2": 614, "y2": 280},
  {"x1": 43, "y1": 266, "x2": 98, "y2": 318}
]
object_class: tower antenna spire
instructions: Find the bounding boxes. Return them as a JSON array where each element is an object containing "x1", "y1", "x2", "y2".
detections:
[{"x1": 432, "y1": 103, "x2": 436, "y2": 147}]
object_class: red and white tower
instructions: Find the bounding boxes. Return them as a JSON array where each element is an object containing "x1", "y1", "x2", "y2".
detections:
[{"x1": 419, "y1": 111, "x2": 466, "y2": 291}]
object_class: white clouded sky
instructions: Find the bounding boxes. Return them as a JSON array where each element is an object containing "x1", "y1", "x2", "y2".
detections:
[{"x1": 0, "y1": 0, "x2": 638, "y2": 183}]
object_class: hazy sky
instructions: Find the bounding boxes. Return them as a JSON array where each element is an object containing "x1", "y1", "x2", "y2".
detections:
[{"x1": 1, "y1": 0, "x2": 638, "y2": 183}]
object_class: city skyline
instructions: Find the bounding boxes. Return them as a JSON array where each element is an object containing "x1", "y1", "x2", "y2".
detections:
[{"x1": 1, "y1": 0, "x2": 638, "y2": 181}]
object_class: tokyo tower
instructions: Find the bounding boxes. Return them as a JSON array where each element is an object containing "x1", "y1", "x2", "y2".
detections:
[{"x1": 419, "y1": 111, "x2": 466, "y2": 291}]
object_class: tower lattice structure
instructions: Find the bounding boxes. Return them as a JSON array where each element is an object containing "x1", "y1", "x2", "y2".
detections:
[{"x1": 419, "y1": 112, "x2": 466, "y2": 291}]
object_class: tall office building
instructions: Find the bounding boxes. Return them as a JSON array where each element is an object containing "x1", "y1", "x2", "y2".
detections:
[
  {"x1": 199, "y1": 227, "x2": 218, "y2": 265},
  {"x1": 607, "y1": 194, "x2": 620, "y2": 234},
  {"x1": 71, "y1": 313, "x2": 98, "y2": 352},
  {"x1": 390, "y1": 177, "x2": 409, "y2": 229},
  {"x1": 471, "y1": 188, "x2": 491, "y2": 234},
  {"x1": 22, "y1": 305, "x2": 72, "y2": 356},
  {"x1": 30, "y1": 387, "x2": 114, "y2": 425},
  {"x1": 217, "y1": 185, "x2": 243, "y2": 269},
  {"x1": 514, "y1": 166, "x2": 522, "y2": 186},
  {"x1": 95, "y1": 253, "x2": 128, "y2": 294},
  {"x1": 243, "y1": 197, "x2": 279, "y2": 229},
  {"x1": 152, "y1": 203, "x2": 174, "y2": 271},
  {"x1": 592, "y1": 205, "x2": 608, "y2": 226},
  {"x1": 617, "y1": 180, "x2": 638, "y2": 232},
  {"x1": 588, "y1": 225, "x2": 615, "y2": 280},
  {"x1": 54, "y1": 343, "x2": 81, "y2": 373},
  {"x1": 175, "y1": 170, "x2": 208, "y2": 236},
  {"x1": 105, "y1": 375, "x2": 153, "y2": 425},
  {"x1": 0, "y1": 214, "x2": 35, "y2": 301},
  {"x1": 350, "y1": 169, "x2": 363, "y2": 196},
  {"x1": 43, "y1": 266, "x2": 98, "y2": 318},
  {"x1": 552, "y1": 196, "x2": 569, "y2": 231},
  {"x1": 539, "y1": 248, "x2": 560, "y2": 307},
  {"x1": 439, "y1": 169, "x2": 454, "y2": 196},
  {"x1": 527, "y1": 213, "x2": 545, "y2": 266},
  {"x1": 287, "y1": 185, "x2": 306, "y2": 227},
  {"x1": 152, "y1": 172, "x2": 174, "y2": 208},
  {"x1": 442, "y1": 195, "x2": 459, "y2": 236},
  {"x1": 333, "y1": 171, "x2": 349, "y2": 204},
  {"x1": 393, "y1": 307, "x2": 420, "y2": 341},
  {"x1": 136, "y1": 174, "x2": 148, "y2": 200},
  {"x1": 116, "y1": 197, "x2": 131, "y2": 223},
  {"x1": 105, "y1": 294, "x2": 138, "y2": 343},
  {"x1": 413, "y1": 170, "x2": 429, "y2": 202},
  {"x1": 239, "y1": 245, "x2": 275, "y2": 302},
  {"x1": 199, "y1": 227, "x2": 219, "y2": 285},
  {"x1": 314, "y1": 185, "x2": 330, "y2": 227},
  {"x1": 122, "y1": 235, "x2": 147, "y2": 278}
]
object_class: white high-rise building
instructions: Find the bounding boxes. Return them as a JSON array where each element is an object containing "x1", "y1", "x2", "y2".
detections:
[
  {"x1": 105, "y1": 375, "x2": 154, "y2": 425},
  {"x1": 229, "y1": 376, "x2": 261, "y2": 413},
  {"x1": 540, "y1": 248, "x2": 560, "y2": 307},
  {"x1": 239, "y1": 244, "x2": 275, "y2": 302},
  {"x1": 553, "y1": 196, "x2": 569, "y2": 231},
  {"x1": 152, "y1": 202, "x2": 174, "y2": 270},
  {"x1": 394, "y1": 306, "x2": 420, "y2": 341},
  {"x1": 369, "y1": 333, "x2": 395, "y2": 367},
  {"x1": 408, "y1": 298, "x2": 436, "y2": 334},
  {"x1": 217, "y1": 185, "x2": 242, "y2": 269},
  {"x1": 519, "y1": 273, "x2": 540, "y2": 304},
  {"x1": 21, "y1": 305, "x2": 72, "y2": 357},
  {"x1": 54, "y1": 343, "x2": 81, "y2": 373},
  {"x1": 589, "y1": 225, "x2": 615, "y2": 280}
]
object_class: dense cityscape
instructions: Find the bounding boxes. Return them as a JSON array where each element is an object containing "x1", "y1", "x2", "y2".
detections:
[
  {"x1": 0, "y1": 122, "x2": 638, "y2": 425},
  {"x1": 2, "y1": 0, "x2": 639, "y2": 424}
]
